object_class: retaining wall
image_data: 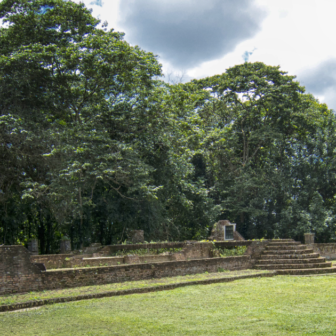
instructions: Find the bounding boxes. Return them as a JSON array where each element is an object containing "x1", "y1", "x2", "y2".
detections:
[
  {"x1": 41, "y1": 256, "x2": 251, "y2": 291},
  {"x1": 30, "y1": 242, "x2": 212, "y2": 269},
  {"x1": 0, "y1": 245, "x2": 252, "y2": 295},
  {"x1": 30, "y1": 241, "x2": 264, "y2": 270},
  {"x1": 312, "y1": 244, "x2": 336, "y2": 260}
]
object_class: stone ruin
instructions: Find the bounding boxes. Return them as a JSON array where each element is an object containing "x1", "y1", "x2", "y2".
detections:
[
  {"x1": 3, "y1": 227, "x2": 336, "y2": 296},
  {"x1": 209, "y1": 220, "x2": 245, "y2": 241}
]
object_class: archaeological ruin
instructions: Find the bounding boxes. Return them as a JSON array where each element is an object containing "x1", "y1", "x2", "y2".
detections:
[{"x1": 1, "y1": 221, "x2": 336, "y2": 296}]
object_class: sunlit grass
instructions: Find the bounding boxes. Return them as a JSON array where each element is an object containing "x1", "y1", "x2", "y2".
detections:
[{"x1": 1, "y1": 275, "x2": 336, "y2": 335}]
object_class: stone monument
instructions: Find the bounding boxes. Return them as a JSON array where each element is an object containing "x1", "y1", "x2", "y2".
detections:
[{"x1": 209, "y1": 220, "x2": 245, "y2": 241}]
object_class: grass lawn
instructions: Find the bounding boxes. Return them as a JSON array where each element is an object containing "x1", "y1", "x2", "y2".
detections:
[
  {"x1": 1, "y1": 275, "x2": 336, "y2": 335},
  {"x1": 0, "y1": 269, "x2": 268, "y2": 306}
]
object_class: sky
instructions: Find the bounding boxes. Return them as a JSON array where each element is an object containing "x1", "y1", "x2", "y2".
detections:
[{"x1": 79, "y1": 0, "x2": 336, "y2": 110}]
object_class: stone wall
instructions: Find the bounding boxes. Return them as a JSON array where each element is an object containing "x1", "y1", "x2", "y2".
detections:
[
  {"x1": 233, "y1": 231, "x2": 245, "y2": 241},
  {"x1": 40, "y1": 256, "x2": 251, "y2": 292},
  {"x1": 99, "y1": 242, "x2": 185, "y2": 255},
  {"x1": 215, "y1": 240, "x2": 270, "y2": 267},
  {"x1": 0, "y1": 246, "x2": 42, "y2": 294},
  {"x1": 0, "y1": 240, "x2": 271, "y2": 295},
  {"x1": 30, "y1": 241, "x2": 266, "y2": 270},
  {"x1": 31, "y1": 254, "x2": 75, "y2": 269},
  {"x1": 30, "y1": 242, "x2": 211, "y2": 270},
  {"x1": 312, "y1": 244, "x2": 336, "y2": 260},
  {"x1": 0, "y1": 245, "x2": 252, "y2": 295}
]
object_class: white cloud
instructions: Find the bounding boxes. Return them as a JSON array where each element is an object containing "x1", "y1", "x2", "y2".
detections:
[{"x1": 78, "y1": 0, "x2": 336, "y2": 109}]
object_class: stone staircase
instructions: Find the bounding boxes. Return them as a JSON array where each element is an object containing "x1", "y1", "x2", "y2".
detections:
[{"x1": 254, "y1": 239, "x2": 336, "y2": 275}]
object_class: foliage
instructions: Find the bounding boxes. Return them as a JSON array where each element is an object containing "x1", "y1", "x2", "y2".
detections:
[
  {"x1": 1, "y1": 1, "x2": 336, "y2": 251},
  {"x1": 0, "y1": 0, "x2": 217, "y2": 249},
  {"x1": 185, "y1": 63, "x2": 336, "y2": 241},
  {"x1": 212, "y1": 245, "x2": 247, "y2": 257}
]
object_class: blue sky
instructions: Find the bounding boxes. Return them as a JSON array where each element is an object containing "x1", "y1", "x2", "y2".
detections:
[{"x1": 79, "y1": 0, "x2": 336, "y2": 110}]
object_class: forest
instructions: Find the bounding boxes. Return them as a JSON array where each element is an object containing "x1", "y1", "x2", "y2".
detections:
[{"x1": 1, "y1": 0, "x2": 336, "y2": 253}]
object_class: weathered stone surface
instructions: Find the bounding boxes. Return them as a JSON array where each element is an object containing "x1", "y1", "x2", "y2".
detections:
[
  {"x1": 0, "y1": 244, "x2": 252, "y2": 295},
  {"x1": 311, "y1": 244, "x2": 336, "y2": 260},
  {"x1": 100, "y1": 242, "x2": 185, "y2": 255},
  {"x1": 124, "y1": 255, "x2": 141, "y2": 264},
  {"x1": 253, "y1": 239, "x2": 336, "y2": 275},
  {"x1": 304, "y1": 233, "x2": 315, "y2": 245},
  {"x1": 0, "y1": 246, "x2": 42, "y2": 294},
  {"x1": 39, "y1": 256, "x2": 252, "y2": 292},
  {"x1": 209, "y1": 220, "x2": 245, "y2": 241},
  {"x1": 31, "y1": 254, "x2": 74, "y2": 269},
  {"x1": 233, "y1": 231, "x2": 245, "y2": 241}
]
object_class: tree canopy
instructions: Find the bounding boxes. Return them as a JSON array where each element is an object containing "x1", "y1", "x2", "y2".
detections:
[{"x1": 1, "y1": 0, "x2": 336, "y2": 252}]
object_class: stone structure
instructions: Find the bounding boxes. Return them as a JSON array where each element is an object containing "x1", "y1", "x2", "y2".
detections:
[
  {"x1": 209, "y1": 220, "x2": 245, "y2": 241},
  {"x1": 312, "y1": 244, "x2": 336, "y2": 260},
  {"x1": 128, "y1": 230, "x2": 145, "y2": 244},
  {"x1": 0, "y1": 244, "x2": 251, "y2": 295},
  {"x1": 253, "y1": 239, "x2": 336, "y2": 275},
  {"x1": 304, "y1": 233, "x2": 315, "y2": 245},
  {"x1": 6, "y1": 237, "x2": 336, "y2": 296},
  {"x1": 0, "y1": 246, "x2": 42, "y2": 294},
  {"x1": 124, "y1": 255, "x2": 141, "y2": 264},
  {"x1": 30, "y1": 242, "x2": 213, "y2": 269},
  {"x1": 60, "y1": 237, "x2": 71, "y2": 254},
  {"x1": 27, "y1": 239, "x2": 39, "y2": 255}
]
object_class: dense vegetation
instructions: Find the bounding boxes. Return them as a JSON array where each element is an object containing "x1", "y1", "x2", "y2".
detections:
[{"x1": 1, "y1": 0, "x2": 336, "y2": 252}]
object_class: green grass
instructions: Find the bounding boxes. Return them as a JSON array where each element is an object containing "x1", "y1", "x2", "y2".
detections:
[
  {"x1": 0, "y1": 269, "x2": 268, "y2": 306},
  {"x1": 1, "y1": 275, "x2": 336, "y2": 335}
]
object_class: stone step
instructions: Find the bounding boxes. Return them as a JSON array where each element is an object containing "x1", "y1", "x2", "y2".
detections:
[
  {"x1": 265, "y1": 244, "x2": 307, "y2": 251},
  {"x1": 262, "y1": 248, "x2": 314, "y2": 255},
  {"x1": 255, "y1": 262, "x2": 332, "y2": 270},
  {"x1": 276, "y1": 267, "x2": 336, "y2": 276},
  {"x1": 260, "y1": 253, "x2": 320, "y2": 260},
  {"x1": 257, "y1": 257, "x2": 326, "y2": 265}
]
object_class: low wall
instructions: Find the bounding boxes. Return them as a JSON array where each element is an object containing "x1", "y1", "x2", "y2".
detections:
[
  {"x1": 30, "y1": 242, "x2": 212, "y2": 269},
  {"x1": 41, "y1": 256, "x2": 251, "y2": 291},
  {"x1": 312, "y1": 244, "x2": 336, "y2": 260},
  {"x1": 0, "y1": 245, "x2": 252, "y2": 295},
  {"x1": 0, "y1": 246, "x2": 43, "y2": 295},
  {"x1": 214, "y1": 241, "x2": 253, "y2": 248},
  {"x1": 31, "y1": 254, "x2": 74, "y2": 269},
  {"x1": 100, "y1": 242, "x2": 185, "y2": 255},
  {"x1": 30, "y1": 241, "x2": 269, "y2": 270}
]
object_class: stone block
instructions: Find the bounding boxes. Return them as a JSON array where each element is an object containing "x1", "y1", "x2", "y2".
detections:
[{"x1": 304, "y1": 233, "x2": 315, "y2": 245}]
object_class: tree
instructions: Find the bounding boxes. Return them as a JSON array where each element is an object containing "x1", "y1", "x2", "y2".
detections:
[
  {"x1": 187, "y1": 62, "x2": 336, "y2": 240},
  {"x1": 0, "y1": 0, "x2": 217, "y2": 248}
]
